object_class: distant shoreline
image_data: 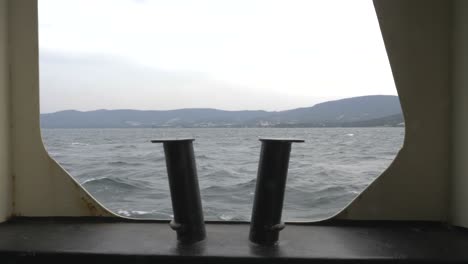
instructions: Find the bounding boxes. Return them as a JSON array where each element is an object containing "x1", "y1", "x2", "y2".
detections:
[
  {"x1": 40, "y1": 95, "x2": 403, "y2": 129},
  {"x1": 40, "y1": 125, "x2": 405, "y2": 129}
]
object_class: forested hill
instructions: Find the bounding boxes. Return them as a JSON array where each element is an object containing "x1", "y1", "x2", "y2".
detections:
[{"x1": 41, "y1": 95, "x2": 403, "y2": 128}]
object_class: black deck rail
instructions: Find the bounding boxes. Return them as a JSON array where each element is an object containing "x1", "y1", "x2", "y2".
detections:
[{"x1": 151, "y1": 138, "x2": 206, "y2": 244}]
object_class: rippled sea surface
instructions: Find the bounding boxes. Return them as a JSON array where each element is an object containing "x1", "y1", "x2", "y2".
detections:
[{"x1": 41, "y1": 128, "x2": 404, "y2": 221}]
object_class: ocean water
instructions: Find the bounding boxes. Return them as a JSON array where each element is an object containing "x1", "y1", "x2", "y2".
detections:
[{"x1": 41, "y1": 127, "x2": 404, "y2": 221}]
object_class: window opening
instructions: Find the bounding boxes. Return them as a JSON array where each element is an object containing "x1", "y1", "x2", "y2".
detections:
[{"x1": 39, "y1": 0, "x2": 404, "y2": 221}]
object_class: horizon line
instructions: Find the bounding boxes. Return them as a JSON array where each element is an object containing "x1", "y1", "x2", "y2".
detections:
[{"x1": 40, "y1": 94, "x2": 399, "y2": 115}]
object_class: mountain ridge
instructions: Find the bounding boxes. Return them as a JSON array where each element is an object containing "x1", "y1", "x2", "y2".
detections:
[{"x1": 41, "y1": 95, "x2": 403, "y2": 128}]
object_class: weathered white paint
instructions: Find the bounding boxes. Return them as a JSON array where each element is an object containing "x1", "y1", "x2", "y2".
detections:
[
  {"x1": 8, "y1": 0, "x2": 112, "y2": 218},
  {"x1": 335, "y1": 0, "x2": 451, "y2": 222},
  {"x1": 0, "y1": 0, "x2": 12, "y2": 222},
  {"x1": 451, "y1": 0, "x2": 468, "y2": 228},
  {"x1": 3, "y1": 0, "x2": 468, "y2": 226}
]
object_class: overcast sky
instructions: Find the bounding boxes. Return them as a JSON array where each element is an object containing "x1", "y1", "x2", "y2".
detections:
[{"x1": 38, "y1": 0, "x2": 397, "y2": 113}]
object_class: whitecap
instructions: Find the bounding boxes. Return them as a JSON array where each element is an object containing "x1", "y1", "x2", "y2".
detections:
[
  {"x1": 80, "y1": 176, "x2": 107, "y2": 185},
  {"x1": 132, "y1": 210, "x2": 150, "y2": 215},
  {"x1": 219, "y1": 214, "x2": 235, "y2": 221},
  {"x1": 71, "y1": 142, "x2": 88, "y2": 146},
  {"x1": 116, "y1": 209, "x2": 131, "y2": 217}
]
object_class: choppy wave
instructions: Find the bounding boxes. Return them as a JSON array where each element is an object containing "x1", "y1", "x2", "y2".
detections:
[
  {"x1": 42, "y1": 127, "x2": 404, "y2": 221},
  {"x1": 71, "y1": 142, "x2": 88, "y2": 146},
  {"x1": 82, "y1": 177, "x2": 151, "y2": 191},
  {"x1": 107, "y1": 161, "x2": 144, "y2": 167},
  {"x1": 112, "y1": 144, "x2": 138, "y2": 149},
  {"x1": 116, "y1": 209, "x2": 173, "y2": 219},
  {"x1": 219, "y1": 214, "x2": 247, "y2": 221}
]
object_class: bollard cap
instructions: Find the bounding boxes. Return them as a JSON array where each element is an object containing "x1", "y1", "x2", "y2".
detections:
[
  {"x1": 151, "y1": 138, "x2": 195, "y2": 143},
  {"x1": 258, "y1": 137, "x2": 304, "y2": 143}
]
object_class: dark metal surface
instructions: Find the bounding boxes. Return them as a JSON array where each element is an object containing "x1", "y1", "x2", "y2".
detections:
[
  {"x1": 258, "y1": 138, "x2": 305, "y2": 143},
  {"x1": 151, "y1": 138, "x2": 195, "y2": 143},
  {"x1": 250, "y1": 138, "x2": 304, "y2": 245},
  {"x1": 152, "y1": 139, "x2": 206, "y2": 244},
  {"x1": 1, "y1": 218, "x2": 468, "y2": 263}
]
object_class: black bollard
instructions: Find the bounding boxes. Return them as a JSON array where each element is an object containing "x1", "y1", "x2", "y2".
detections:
[
  {"x1": 151, "y1": 138, "x2": 206, "y2": 244},
  {"x1": 249, "y1": 138, "x2": 304, "y2": 245}
]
